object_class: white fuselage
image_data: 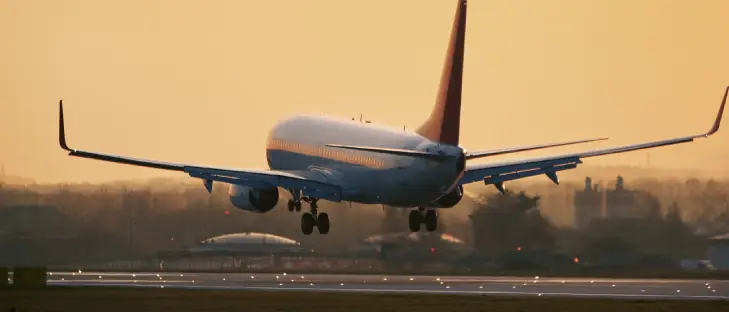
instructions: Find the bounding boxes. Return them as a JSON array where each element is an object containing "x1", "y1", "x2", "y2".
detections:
[{"x1": 265, "y1": 115, "x2": 465, "y2": 207}]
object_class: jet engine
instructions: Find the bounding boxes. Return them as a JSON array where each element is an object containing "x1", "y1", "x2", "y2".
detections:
[
  {"x1": 428, "y1": 185, "x2": 463, "y2": 208},
  {"x1": 228, "y1": 184, "x2": 279, "y2": 213}
]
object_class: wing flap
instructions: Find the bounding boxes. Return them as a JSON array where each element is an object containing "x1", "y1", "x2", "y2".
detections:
[
  {"x1": 185, "y1": 166, "x2": 342, "y2": 201},
  {"x1": 460, "y1": 156, "x2": 582, "y2": 184},
  {"x1": 483, "y1": 163, "x2": 578, "y2": 185},
  {"x1": 465, "y1": 137, "x2": 608, "y2": 160}
]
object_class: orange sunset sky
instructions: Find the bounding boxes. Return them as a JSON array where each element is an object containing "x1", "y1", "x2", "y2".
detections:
[{"x1": 1, "y1": 0, "x2": 728, "y2": 184}]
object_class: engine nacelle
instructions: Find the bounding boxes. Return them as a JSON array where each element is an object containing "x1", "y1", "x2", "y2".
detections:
[
  {"x1": 427, "y1": 185, "x2": 464, "y2": 208},
  {"x1": 228, "y1": 184, "x2": 279, "y2": 213}
]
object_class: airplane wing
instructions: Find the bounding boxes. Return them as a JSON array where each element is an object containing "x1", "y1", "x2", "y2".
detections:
[
  {"x1": 459, "y1": 86, "x2": 727, "y2": 191},
  {"x1": 464, "y1": 137, "x2": 608, "y2": 160},
  {"x1": 58, "y1": 101, "x2": 342, "y2": 201}
]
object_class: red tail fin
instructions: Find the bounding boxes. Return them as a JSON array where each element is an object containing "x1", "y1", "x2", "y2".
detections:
[{"x1": 416, "y1": 0, "x2": 467, "y2": 146}]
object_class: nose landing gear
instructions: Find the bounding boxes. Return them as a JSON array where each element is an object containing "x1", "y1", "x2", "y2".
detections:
[{"x1": 409, "y1": 207, "x2": 437, "y2": 232}]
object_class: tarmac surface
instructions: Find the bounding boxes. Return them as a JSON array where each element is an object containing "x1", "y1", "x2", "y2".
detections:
[{"x1": 45, "y1": 271, "x2": 729, "y2": 300}]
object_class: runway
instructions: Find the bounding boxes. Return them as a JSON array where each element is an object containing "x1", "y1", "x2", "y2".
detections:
[{"x1": 44, "y1": 271, "x2": 729, "y2": 300}]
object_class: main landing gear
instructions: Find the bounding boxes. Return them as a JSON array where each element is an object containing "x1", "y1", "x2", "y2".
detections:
[
  {"x1": 286, "y1": 199, "x2": 302, "y2": 212},
  {"x1": 409, "y1": 207, "x2": 437, "y2": 232},
  {"x1": 289, "y1": 192, "x2": 329, "y2": 235}
]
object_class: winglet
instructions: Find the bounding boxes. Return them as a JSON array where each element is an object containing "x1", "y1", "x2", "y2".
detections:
[
  {"x1": 705, "y1": 86, "x2": 728, "y2": 137},
  {"x1": 59, "y1": 100, "x2": 72, "y2": 152}
]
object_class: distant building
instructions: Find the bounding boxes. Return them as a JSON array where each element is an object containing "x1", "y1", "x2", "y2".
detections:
[
  {"x1": 573, "y1": 177, "x2": 604, "y2": 230},
  {"x1": 574, "y1": 176, "x2": 662, "y2": 229},
  {"x1": 708, "y1": 233, "x2": 729, "y2": 270},
  {"x1": 605, "y1": 176, "x2": 660, "y2": 219}
]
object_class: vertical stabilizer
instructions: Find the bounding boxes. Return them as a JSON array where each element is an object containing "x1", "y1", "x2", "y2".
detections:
[{"x1": 416, "y1": 0, "x2": 467, "y2": 146}]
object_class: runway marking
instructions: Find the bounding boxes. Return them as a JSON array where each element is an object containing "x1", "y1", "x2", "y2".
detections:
[
  {"x1": 44, "y1": 271, "x2": 729, "y2": 302},
  {"x1": 48, "y1": 279, "x2": 193, "y2": 284},
  {"x1": 50, "y1": 281, "x2": 729, "y2": 301}
]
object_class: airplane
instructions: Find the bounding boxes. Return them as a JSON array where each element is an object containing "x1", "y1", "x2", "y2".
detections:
[{"x1": 58, "y1": 0, "x2": 726, "y2": 235}]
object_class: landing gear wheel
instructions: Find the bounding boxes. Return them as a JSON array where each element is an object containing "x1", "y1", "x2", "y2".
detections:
[
  {"x1": 409, "y1": 210, "x2": 422, "y2": 232},
  {"x1": 301, "y1": 213, "x2": 315, "y2": 235},
  {"x1": 424, "y1": 210, "x2": 437, "y2": 232},
  {"x1": 317, "y1": 213, "x2": 330, "y2": 234}
]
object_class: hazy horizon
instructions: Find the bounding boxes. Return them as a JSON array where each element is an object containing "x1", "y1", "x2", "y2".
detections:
[
  {"x1": 4, "y1": 164, "x2": 729, "y2": 188},
  {"x1": 2, "y1": 0, "x2": 728, "y2": 184}
]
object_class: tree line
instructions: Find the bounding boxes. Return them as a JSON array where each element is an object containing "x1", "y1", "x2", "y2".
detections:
[{"x1": 1, "y1": 177, "x2": 728, "y2": 267}]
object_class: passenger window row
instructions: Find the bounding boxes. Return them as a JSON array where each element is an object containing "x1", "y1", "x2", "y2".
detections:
[{"x1": 268, "y1": 138, "x2": 385, "y2": 168}]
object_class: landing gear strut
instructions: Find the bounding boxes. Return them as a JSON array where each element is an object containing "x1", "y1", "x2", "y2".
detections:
[
  {"x1": 409, "y1": 207, "x2": 437, "y2": 233},
  {"x1": 287, "y1": 189, "x2": 302, "y2": 212},
  {"x1": 287, "y1": 199, "x2": 302, "y2": 212},
  {"x1": 300, "y1": 197, "x2": 330, "y2": 235}
]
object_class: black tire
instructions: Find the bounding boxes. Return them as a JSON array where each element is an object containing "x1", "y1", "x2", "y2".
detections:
[
  {"x1": 301, "y1": 213, "x2": 315, "y2": 235},
  {"x1": 318, "y1": 213, "x2": 330, "y2": 234},
  {"x1": 425, "y1": 210, "x2": 437, "y2": 232},
  {"x1": 408, "y1": 210, "x2": 421, "y2": 232}
]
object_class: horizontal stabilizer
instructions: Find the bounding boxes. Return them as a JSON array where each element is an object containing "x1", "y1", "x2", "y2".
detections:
[
  {"x1": 465, "y1": 137, "x2": 608, "y2": 160},
  {"x1": 325, "y1": 144, "x2": 453, "y2": 160}
]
